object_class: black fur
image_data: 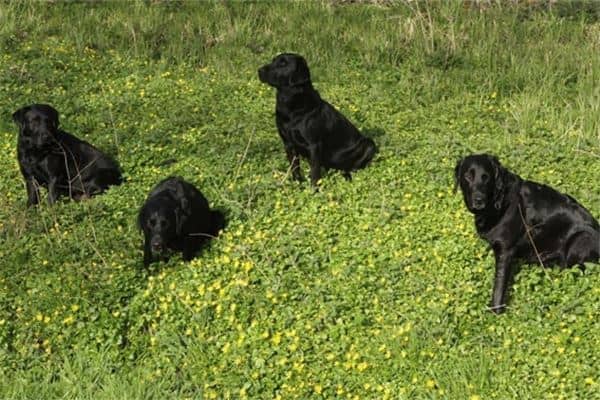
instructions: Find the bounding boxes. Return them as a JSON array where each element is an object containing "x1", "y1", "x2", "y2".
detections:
[
  {"x1": 455, "y1": 154, "x2": 599, "y2": 313},
  {"x1": 13, "y1": 104, "x2": 122, "y2": 206},
  {"x1": 258, "y1": 53, "x2": 377, "y2": 186},
  {"x1": 138, "y1": 177, "x2": 225, "y2": 267}
]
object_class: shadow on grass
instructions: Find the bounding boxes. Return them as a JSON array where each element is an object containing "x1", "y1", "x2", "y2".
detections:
[{"x1": 362, "y1": 126, "x2": 386, "y2": 140}]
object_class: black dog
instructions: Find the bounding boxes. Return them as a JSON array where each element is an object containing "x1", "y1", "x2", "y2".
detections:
[
  {"x1": 138, "y1": 177, "x2": 225, "y2": 267},
  {"x1": 12, "y1": 104, "x2": 122, "y2": 206},
  {"x1": 258, "y1": 53, "x2": 377, "y2": 186},
  {"x1": 455, "y1": 154, "x2": 599, "y2": 313}
]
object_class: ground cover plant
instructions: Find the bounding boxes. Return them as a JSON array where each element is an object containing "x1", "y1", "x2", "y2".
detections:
[{"x1": 0, "y1": 1, "x2": 599, "y2": 398}]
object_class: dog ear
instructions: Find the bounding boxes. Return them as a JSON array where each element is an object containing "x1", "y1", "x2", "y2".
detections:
[
  {"x1": 488, "y1": 155, "x2": 507, "y2": 210},
  {"x1": 137, "y1": 206, "x2": 147, "y2": 231},
  {"x1": 289, "y1": 58, "x2": 311, "y2": 86},
  {"x1": 177, "y1": 197, "x2": 191, "y2": 235},
  {"x1": 170, "y1": 179, "x2": 191, "y2": 236},
  {"x1": 173, "y1": 181, "x2": 192, "y2": 215},
  {"x1": 175, "y1": 199, "x2": 190, "y2": 236},
  {"x1": 453, "y1": 158, "x2": 464, "y2": 193},
  {"x1": 174, "y1": 207, "x2": 186, "y2": 236},
  {"x1": 12, "y1": 106, "x2": 30, "y2": 127},
  {"x1": 42, "y1": 105, "x2": 60, "y2": 130},
  {"x1": 49, "y1": 108, "x2": 59, "y2": 129}
]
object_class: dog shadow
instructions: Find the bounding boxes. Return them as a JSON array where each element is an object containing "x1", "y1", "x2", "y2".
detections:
[{"x1": 362, "y1": 126, "x2": 386, "y2": 140}]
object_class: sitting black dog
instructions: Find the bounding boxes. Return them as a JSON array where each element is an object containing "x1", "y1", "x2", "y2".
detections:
[
  {"x1": 138, "y1": 177, "x2": 225, "y2": 267},
  {"x1": 12, "y1": 104, "x2": 122, "y2": 206},
  {"x1": 258, "y1": 53, "x2": 377, "y2": 186},
  {"x1": 455, "y1": 154, "x2": 599, "y2": 313}
]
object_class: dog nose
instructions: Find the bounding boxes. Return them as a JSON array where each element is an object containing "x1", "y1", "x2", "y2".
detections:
[
  {"x1": 35, "y1": 132, "x2": 51, "y2": 146},
  {"x1": 151, "y1": 239, "x2": 163, "y2": 252},
  {"x1": 472, "y1": 194, "x2": 486, "y2": 209}
]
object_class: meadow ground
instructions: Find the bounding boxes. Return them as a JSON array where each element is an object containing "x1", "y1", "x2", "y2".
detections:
[{"x1": 0, "y1": 1, "x2": 599, "y2": 399}]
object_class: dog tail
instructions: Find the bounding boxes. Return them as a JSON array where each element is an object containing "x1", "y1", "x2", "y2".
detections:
[{"x1": 209, "y1": 209, "x2": 226, "y2": 237}]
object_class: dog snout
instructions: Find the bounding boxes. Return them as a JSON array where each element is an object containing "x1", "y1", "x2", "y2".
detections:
[
  {"x1": 150, "y1": 237, "x2": 165, "y2": 252},
  {"x1": 258, "y1": 65, "x2": 269, "y2": 83},
  {"x1": 472, "y1": 193, "x2": 486, "y2": 210},
  {"x1": 356, "y1": 139, "x2": 377, "y2": 169},
  {"x1": 34, "y1": 131, "x2": 52, "y2": 146}
]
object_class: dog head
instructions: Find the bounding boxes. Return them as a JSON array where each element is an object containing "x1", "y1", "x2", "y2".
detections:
[
  {"x1": 13, "y1": 104, "x2": 60, "y2": 147},
  {"x1": 258, "y1": 53, "x2": 311, "y2": 89},
  {"x1": 352, "y1": 137, "x2": 377, "y2": 171},
  {"x1": 138, "y1": 201, "x2": 182, "y2": 257},
  {"x1": 455, "y1": 154, "x2": 507, "y2": 214}
]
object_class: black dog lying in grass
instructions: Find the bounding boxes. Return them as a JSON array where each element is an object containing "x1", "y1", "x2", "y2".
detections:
[
  {"x1": 258, "y1": 53, "x2": 377, "y2": 186},
  {"x1": 12, "y1": 104, "x2": 122, "y2": 206},
  {"x1": 138, "y1": 177, "x2": 225, "y2": 267},
  {"x1": 455, "y1": 154, "x2": 599, "y2": 313}
]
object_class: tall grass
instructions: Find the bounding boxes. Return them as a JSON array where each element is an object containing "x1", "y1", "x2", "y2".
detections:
[{"x1": 5, "y1": 0, "x2": 596, "y2": 139}]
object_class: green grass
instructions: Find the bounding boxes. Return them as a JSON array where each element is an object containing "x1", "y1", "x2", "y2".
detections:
[{"x1": 0, "y1": 1, "x2": 599, "y2": 399}]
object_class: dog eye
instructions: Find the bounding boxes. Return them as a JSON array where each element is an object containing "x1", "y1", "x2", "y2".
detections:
[
  {"x1": 481, "y1": 173, "x2": 489, "y2": 182},
  {"x1": 277, "y1": 58, "x2": 287, "y2": 66},
  {"x1": 463, "y1": 172, "x2": 473, "y2": 182}
]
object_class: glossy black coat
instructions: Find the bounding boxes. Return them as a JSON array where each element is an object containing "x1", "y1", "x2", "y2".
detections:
[
  {"x1": 13, "y1": 104, "x2": 122, "y2": 206},
  {"x1": 138, "y1": 177, "x2": 224, "y2": 267},
  {"x1": 455, "y1": 154, "x2": 599, "y2": 313},
  {"x1": 259, "y1": 53, "x2": 376, "y2": 186}
]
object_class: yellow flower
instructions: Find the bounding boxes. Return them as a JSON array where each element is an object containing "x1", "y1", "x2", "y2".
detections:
[
  {"x1": 356, "y1": 362, "x2": 368, "y2": 372},
  {"x1": 271, "y1": 332, "x2": 282, "y2": 346},
  {"x1": 313, "y1": 384, "x2": 322, "y2": 394},
  {"x1": 292, "y1": 362, "x2": 304, "y2": 372}
]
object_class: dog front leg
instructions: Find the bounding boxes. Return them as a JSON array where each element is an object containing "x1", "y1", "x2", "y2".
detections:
[
  {"x1": 182, "y1": 237, "x2": 198, "y2": 262},
  {"x1": 47, "y1": 177, "x2": 59, "y2": 205},
  {"x1": 25, "y1": 179, "x2": 40, "y2": 207},
  {"x1": 143, "y1": 236, "x2": 153, "y2": 267},
  {"x1": 284, "y1": 145, "x2": 303, "y2": 182},
  {"x1": 490, "y1": 250, "x2": 514, "y2": 314},
  {"x1": 308, "y1": 144, "x2": 322, "y2": 187}
]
